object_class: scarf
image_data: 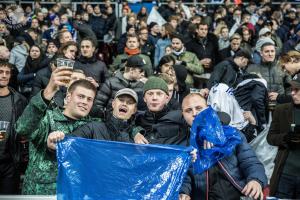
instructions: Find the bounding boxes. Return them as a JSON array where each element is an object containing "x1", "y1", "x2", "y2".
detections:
[{"x1": 124, "y1": 47, "x2": 140, "y2": 56}]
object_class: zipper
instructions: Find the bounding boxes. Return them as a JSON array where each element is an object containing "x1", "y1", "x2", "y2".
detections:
[{"x1": 218, "y1": 161, "x2": 243, "y2": 191}]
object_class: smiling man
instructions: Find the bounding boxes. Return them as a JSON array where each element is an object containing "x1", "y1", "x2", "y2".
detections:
[{"x1": 16, "y1": 70, "x2": 97, "y2": 195}]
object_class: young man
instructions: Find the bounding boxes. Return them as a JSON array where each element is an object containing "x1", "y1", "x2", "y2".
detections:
[
  {"x1": 93, "y1": 55, "x2": 146, "y2": 116},
  {"x1": 15, "y1": 68, "x2": 97, "y2": 195},
  {"x1": 0, "y1": 61, "x2": 27, "y2": 194},
  {"x1": 136, "y1": 76, "x2": 188, "y2": 145},
  {"x1": 267, "y1": 74, "x2": 300, "y2": 198},
  {"x1": 180, "y1": 93, "x2": 267, "y2": 200}
]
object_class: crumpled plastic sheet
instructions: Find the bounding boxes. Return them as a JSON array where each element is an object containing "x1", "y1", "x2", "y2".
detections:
[
  {"x1": 56, "y1": 137, "x2": 192, "y2": 200},
  {"x1": 190, "y1": 106, "x2": 242, "y2": 174}
]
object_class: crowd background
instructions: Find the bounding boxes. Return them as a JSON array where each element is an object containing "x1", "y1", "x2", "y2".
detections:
[{"x1": 0, "y1": 0, "x2": 300, "y2": 199}]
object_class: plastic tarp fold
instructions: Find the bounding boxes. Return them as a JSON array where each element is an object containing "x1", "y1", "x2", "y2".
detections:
[
  {"x1": 56, "y1": 137, "x2": 191, "y2": 200},
  {"x1": 190, "y1": 106, "x2": 242, "y2": 174}
]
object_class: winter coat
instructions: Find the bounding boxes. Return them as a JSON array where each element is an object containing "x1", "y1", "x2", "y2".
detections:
[
  {"x1": 136, "y1": 107, "x2": 189, "y2": 146},
  {"x1": 154, "y1": 38, "x2": 171, "y2": 67},
  {"x1": 267, "y1": 103, "x2": 294, "y2": 195},
  {"x1": 74, "y1": 55, "x2": 109, "y2": 85},
  {"x1": 30, "y1": 66, "x2": 52, "y2": 97},
  {"x1": 110, "y1": 53, "x2": 153, "y2": 77},
  {"x1": 88, "y1": 15, "x2": 107, "y2": 40},
  {"x1": 172, "y1": 51, "x2": 204, "y2": 86},
  {"x1": 247, "y1": 61, "x2": 284, "y2": 94},
  {"x1": 71, "y1": 114, "x2": 142, "y2": 143},
  {"x1": 9, "y1": 44, "x2": 28, "y2": 72},
  {"x1": 180, "y1": 133, "x2": 268, "y2": 199},
  {"x1": 1, "y1": 88, "x2": 27, "y2": 165},
  {"x1": 208, "y1": 59, "x2": 244, "y2": 89},
  {"x1": 92, "y1": 71, "x2": 144, "y2": 118},
  {"x1": 15, "y1": 92, "x2": 93, "y2": 195}
]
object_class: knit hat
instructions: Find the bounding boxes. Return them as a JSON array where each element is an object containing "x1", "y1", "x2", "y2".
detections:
[
  {"x1": 148, "y1": 22, "x2": 158, "y2": 30},
  {"x1": 143, "y1": 76, "x2": 169, "y2": 95},
  {"x1": 49, "y1": 14, "x2": 58, "y2": 22}
]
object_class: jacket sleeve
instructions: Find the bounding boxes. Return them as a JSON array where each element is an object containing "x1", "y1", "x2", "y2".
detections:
[
  {"x1": 72, "y1": 121, "x2": 110, "y2": 140},
  {"x1": 17, "y1": 68, "x2": 35, "y2": 84},
  {"x1": 236, "y1": 134, "x2": 268, "y2": 188},
  {"x1": 179, "y1": 167, "x2": 193, "y2": 196},
  {"x1": 184, "y1": 53, "x2": 204, "y2": 75},
  {"x1": 91, "y1": 80, "x2": 112, "y2": 117},
  {"x1": 15, "y1": 91, "x2": 49, "y2": 136},
  {"x1": 207, "y1": 63, "x2": 227, "y2": 89},
  {"x1": 267, "y1": 106, "x2": 288, "y2": 147},
  {"x1": 30, "y1": 73, "x2": 44, "y2": 97},
  {"x1": 154, "y1": 43, "x2": 160, "y2": 68}
]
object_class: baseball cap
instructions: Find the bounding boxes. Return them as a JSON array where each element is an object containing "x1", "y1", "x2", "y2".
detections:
[
  {"x1": 259, "y1": 27, "x2": 271, "y2": 37},
  {"x1": 127, "y1": 55, "x2": 146, "y2": 68},
  {"x1": 114, "y1": 88, "x2": 138, "y2": 103},
  {"x1": 289, "y1": 73, "x2": 300, "y2": 89}
]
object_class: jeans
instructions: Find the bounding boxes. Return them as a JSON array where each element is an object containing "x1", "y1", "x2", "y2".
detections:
[{"x1": 275, "y1": 173, "x2": 300, "y2": 199}]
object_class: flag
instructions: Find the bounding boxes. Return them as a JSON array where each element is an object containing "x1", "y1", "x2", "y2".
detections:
[
  {"x1": 57, "y1": 137, "x2": 191, "y2": 200},
  {"x1": 147, "y1": 8, "x2": 166, "y2": 27}
]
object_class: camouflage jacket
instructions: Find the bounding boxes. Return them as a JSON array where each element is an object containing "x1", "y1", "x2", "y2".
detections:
[
  {"x1": 16, "y1": 92, "x2": 93, "y2": 195},
  {"x1": 172, "y1": 51, "x2": 204, "y2": 86}
]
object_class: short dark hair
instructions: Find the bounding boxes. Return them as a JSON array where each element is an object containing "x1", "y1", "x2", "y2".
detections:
[
  {"x1": 81, "y1": 37, "x2": 97, "y2": 48},
  {"x1": 158, "y1": 55, "x2": 175, "y2": 72},
  {"x1": 67, "y1": 79, "x2": 97, "y2": 95},
  {"x1": 126, "y1": 33, "x2": 139, "y2": 41},
  {"x1": 0, "y1": 60, "x2": 12, "y2": 69},
  {"x1": 261, "y1": 42, "x2": 275, "y2": 51}
]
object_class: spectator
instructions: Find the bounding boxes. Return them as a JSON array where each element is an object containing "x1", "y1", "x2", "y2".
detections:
[
  {"x1": 247, "y1": 42, "x2": 284, "y2": 104},
  {"x1": 267, "y1": 74, "x2": 300, "y2": 199},
  {"x1": 218, "y1": 25, "x2": 230, "y2": 51},
  {"x1": 16, "y1": 77, "x2": 97, "y2": 195},
  {"x1": 74, "y1": 37, "x2": 108, "y2": 86},
  {"x1": 171, "y1": 34, "x2": 203, "y2": 87},
  {"x1": 154, "y1": 23, "x2": 174, "y2": 67},
  {"x1": 185, "y1": 22, "x2": 219, "y2": 73},
  {"x1": 117, "y1": 24, "x2": 136, "y2": 54},
  {"x1": 219, "y1": 33, "x2": 242, "y2": 61},
  {"x1": 180, "y1": 93, "x2": 267, "y2": 200},
  {"x1": 58, "y1": 29, "x2": 73, "y2": 45},
  {"x1": 158, "y1": 0, "x2": 177, "y2": 21},
  {"x1": 136, "y1": 76, "x2": 188, "y2": 145},
  {"x1": 138, "y1": 27, "x2": 155, "y2": 65},
  {"x1": 111, "y1": 34, "x2": 152, "y2": 76},
  {"x1": 148, "y1": 22, "x2": 160, "y2": 47},
  {"x1": 89, "y1": 5, "x2": 107, "y2": 41},
  {"x1": 0, "y1": 61, "x2": 27, "y2": 194},
  {"x1": 0, "y1": 22, "x2": 13, "y2": 50},
  {"x1": 17, "y1": 45, "x2": 50, "y2": 98},
  {"x1": 42, "y1": 14, "x2": 60, "y2": 42}
]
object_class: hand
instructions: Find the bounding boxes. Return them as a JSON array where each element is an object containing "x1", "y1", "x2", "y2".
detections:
[
  {"x1": 179, "y1": 194, "x2": 191, "y2": 200},
  {"x1": 268, "y1": 92, "x2": 279, "y2": 101},
  {"x1": 203, "y1": 140, "x2": 214, "y2": 149},
  {"x1": 200, "y1": 58, "x2": 211, "y2": 69},
  {"x1": 47, "y1": 131, "x2": 65, "y2": 150},
  {"x1": 86, "y1": 77, "x2": 99, "y2": 88},
  {"x1": 64, "y1": 51, "x2": 75, "y2": 60},
  {"x1": 243, "y1": 111, "x2": 256, "y2": 125},
  {"x1": 43, "y1": 67, "x2": 73, "y2": 100},
  {"x1": 134, "y1": 133, "x2": 149, "y2": 144},
  {"x1": 200, "y1": 88, "x2": 209, "y2": 98},
  {"x1": 241, "y1": 180, "x2": 263, "y2": 200},
  {"x1": 190, "y1": 149, "x2": 197, "y2": 162}
]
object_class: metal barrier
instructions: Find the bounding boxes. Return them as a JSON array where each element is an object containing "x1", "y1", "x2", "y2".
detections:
[{"x1": 0, "y1": 195, "x2": 56, "y2": 200}]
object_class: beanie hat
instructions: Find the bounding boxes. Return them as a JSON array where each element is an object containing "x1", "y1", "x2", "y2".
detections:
[
  {"x1": 49, "y1": 14, "x2": 58, "y2": 22},
  {"x1": 143, "y1": 76, "x2": 169, "y2": 95},
  {"x1": 148, "y1": 22, "x2": 158, "y2": 30}
]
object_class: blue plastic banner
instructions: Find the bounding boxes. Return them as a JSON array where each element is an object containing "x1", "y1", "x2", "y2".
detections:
[
  {"x1": 56, "y1": 137, "x2": 191, "y2": 200},
  {"x1": 190, "y1": 106, "x2": 242, "y2": 174}
]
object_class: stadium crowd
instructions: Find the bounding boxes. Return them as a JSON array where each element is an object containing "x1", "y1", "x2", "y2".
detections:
[{"x1": 0, "y1": 0, "x2": 300, "y2": 199}]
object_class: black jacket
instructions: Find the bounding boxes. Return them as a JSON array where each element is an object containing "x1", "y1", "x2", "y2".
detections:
[
  {"x1": 5, "y1": 88, "x2": 28, "y2": 165},
  {"x1": 74, "y1": 55, "x2": 109, "y2": 85},
  {"x1": 208, "y1": 59, "x2": 244, "y2": 89},
  {"x1": 136, "y1": 107, "x2": 188, "y2": 145},
  {"x1": 30, "y1": 65, "x2": 52, "y2": 97},
  {"x1": 185, "y1": 34, "x2": 219, "y2": 72},
  {"x1": 71, "y1": 114, "x2": 135, "y2": 143},
  {"x1": 91, "y1": 71, "x2": 144, "y2": 118}
]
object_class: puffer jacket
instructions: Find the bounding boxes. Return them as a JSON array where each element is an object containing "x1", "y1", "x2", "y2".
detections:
[
  {"x1": 247, "y1": 61, "x2": 284, "y2": 94},
  {"x1": 74, "y1": 55, "x2": 109, "y2": 85},
  {"x1": 136, "y1": 107, "x2": 189, "y2": 146},
  {"x1": 91, "y1": 71, "x2": 144, "y2": 118},
  {"x1": 180, "y1": 133, "x2": 268, "y2": 200}
]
